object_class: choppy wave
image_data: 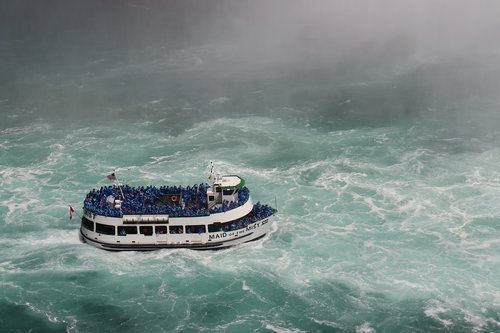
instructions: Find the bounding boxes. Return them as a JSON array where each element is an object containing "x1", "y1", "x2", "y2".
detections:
[{"x1": 0, "y1": 115, "x2": 499, "y2": 332}]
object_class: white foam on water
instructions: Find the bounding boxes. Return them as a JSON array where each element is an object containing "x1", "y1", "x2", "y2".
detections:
[
  {"x1": 0, "y1": 175, "x2": 49, "y2": 224},
  {"x1": 13, "y1": 300, "x2": 65, "y2": 329},
  {"x1": 0, "y1": 123, "x2": 51, "y2": 136},
  {"x1": 3, "y1": 197, "x2": 39, "y2": 220},
  {"x1": 241, "y1": 280, "x2": 250, "y2": 291},
  {"x1": 362, "y1": 197, "x2": 386, "y2": 219},
  {"x1": 462, "y1": 238, "x2": 500, "y2": 250},
  {"x1": 1, "y1": 117, "x2": 500, "y2": 332},
  {"x1": 423, "y1": 298, "x2": 495, "y2": 332},
  {"x1": 0, "y1": 261, "x2": 22, "y2": 274},
  {"x1": 310, "y1": 318, "x2": 342, "y2": 329},
  {"x1": 264, "y1": 322, "x2": 306, "y2": 333},
  {"x1": 25, "y1": 229, "x2": 82, "y2": 246},
  {"x1": 240, "y1": 280, "x2": 271, "y2": 304},
  {"x1": 424, "y1": 305, "x2": 453, "y2": 327},
  {"x1": 355, "y1": 322, "x2": 376, "y2": 333},
  {"x1": 0, "y1": 166, "x2": 52, "y2": 186},
  {"x1": 209, "y1": 97, "x2": 230, "y2": 105}
]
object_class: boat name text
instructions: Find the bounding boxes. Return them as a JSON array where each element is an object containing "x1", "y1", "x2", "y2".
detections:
[{"x1": 208, "y1": 219, "x2": 268, "y2": 240}]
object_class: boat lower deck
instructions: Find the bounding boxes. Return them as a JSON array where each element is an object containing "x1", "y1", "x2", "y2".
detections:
[{"x1": 79, "y1": 217, "x2": 273, "y2": 251}]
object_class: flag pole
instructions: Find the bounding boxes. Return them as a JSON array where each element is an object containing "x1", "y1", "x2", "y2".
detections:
[
  {"x1": 208, "y1": 161, "x2": 215, "y2": 183},
  {"x1": 112, "y1": 170, "x2": 126, "y2": 200}
]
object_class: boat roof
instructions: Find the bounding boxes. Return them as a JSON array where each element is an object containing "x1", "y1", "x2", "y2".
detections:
[{"x1": 215, "y1": 175, "x2": 245, "y2": 190}]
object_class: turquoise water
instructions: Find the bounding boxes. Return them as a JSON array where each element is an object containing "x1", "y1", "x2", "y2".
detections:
[
  {"x1": 2, "y1": 1, "x2": 500, "y2": 331},
  {"x1": 1, "y1": 113, "x2": 499, "y2": 332}
]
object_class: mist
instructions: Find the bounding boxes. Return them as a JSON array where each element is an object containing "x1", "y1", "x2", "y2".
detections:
[{"x1": 2, "y1": 0, "x2": 500, "y2": 132}]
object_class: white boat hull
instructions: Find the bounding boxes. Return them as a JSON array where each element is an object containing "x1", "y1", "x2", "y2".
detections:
[{"x1": 79, "y1": 217, "x2": 272, "y2": 251}]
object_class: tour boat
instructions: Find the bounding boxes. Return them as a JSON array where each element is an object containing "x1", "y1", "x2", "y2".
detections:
[{"x1": 79, "y1": 173, "x2": 277, "y2": 250}]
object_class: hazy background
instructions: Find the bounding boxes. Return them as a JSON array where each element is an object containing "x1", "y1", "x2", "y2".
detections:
[{"x1": 1, "y1": 0, "x2": 500, "y2": 133}]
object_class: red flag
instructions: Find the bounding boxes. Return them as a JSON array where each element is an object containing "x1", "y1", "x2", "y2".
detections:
[
  {"x1": 107, "y1": 172, "x2": 116, "y2": 180},
  {"x1": 69, "y1": 206, "x2": 75, "y2": 220}
]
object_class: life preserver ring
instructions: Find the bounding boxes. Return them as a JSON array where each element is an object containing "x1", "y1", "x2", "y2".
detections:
[{"x1": 171, "y1": 195, "x2": 178, "y2": 202}]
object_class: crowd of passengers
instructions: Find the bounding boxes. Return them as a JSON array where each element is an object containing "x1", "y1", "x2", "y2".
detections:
[
  {"x1": 169, "y1": 202, "x2": 274, "y2": 234},
  {"x1": 210, "y1": 202, "x2": 276, "y2": 233},
  {"x1": 83, "y1": 183, "x2": 251, "y2": 218}
]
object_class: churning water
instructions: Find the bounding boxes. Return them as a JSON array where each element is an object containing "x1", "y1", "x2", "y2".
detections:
[
  {"x1": 1, "y1": 1, "x2": 500, "y2": 332},
  {"x1": 1, "y1": 110, "x2": 499, "y2": 332}
]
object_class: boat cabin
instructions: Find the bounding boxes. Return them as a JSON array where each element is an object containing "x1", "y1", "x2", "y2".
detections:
[{"x1": 206, "y1": 175, "x2": 245, "y2": 209}]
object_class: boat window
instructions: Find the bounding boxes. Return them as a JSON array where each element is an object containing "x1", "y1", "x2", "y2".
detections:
[
  {"x1": 118, "y1": 226, "x2": 137, "y2": 236},
  {"x1": 82, "y1": 217, "x2": 94, "y2": 231},
  {"x1": 186, "y1": 225, "x2": 206, "y2": 234},
  {"x1": 215, "y1": 186, "x2": 221, "y2": 193},
  {"x1": 208, "y1": 223, "x2": 222, "y2": 233},
  {"x1": 96, "y1": 223, "x2": 115, "y2": 235},
  {"x1": 220, "y1": 221, "x2": 234, "y2": 232},
  {"x1": 209, "y1": 195, "x2": 215, "y2": 201},
  {"x1": 140, "y1": 226, "x2": 153, "y2": 236},
  {"x1": 223, "y1": 189, "x2": 234, "y2": 195},
  {"x1": 155, "y1": 226, "x2": 167, "y2": 235},
  {"x1": 169, "y1": 225, "x2": 184, "y2": 234}
]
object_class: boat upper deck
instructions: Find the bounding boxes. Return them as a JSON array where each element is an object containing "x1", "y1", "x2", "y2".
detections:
[{"x1": 83, "y1": 183, "x2": 250, "y2": 218}]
